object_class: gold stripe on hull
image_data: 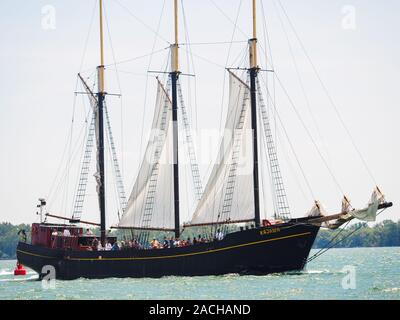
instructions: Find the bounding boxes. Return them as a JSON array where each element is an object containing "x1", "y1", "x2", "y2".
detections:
[{"x1": 17, "y1": 231, "x2": 311, "y2": 262}]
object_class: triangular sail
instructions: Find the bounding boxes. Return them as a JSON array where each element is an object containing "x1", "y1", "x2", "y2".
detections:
[
  {"x1": 190, "y1": 72, "x2": 255, "y2": 226},
  {"x1": 118, "y1": 80, "x2": 175, "y2": 230}
]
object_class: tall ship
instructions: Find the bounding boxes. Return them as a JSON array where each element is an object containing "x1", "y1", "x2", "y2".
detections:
[{"x1": 17, "y1": 0, "x2": 392, "y2": 280}]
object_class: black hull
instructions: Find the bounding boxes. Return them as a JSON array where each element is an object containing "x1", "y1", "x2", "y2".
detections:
[{"x1": 17, "y1": 223, "x2": 319, "y2": 280}]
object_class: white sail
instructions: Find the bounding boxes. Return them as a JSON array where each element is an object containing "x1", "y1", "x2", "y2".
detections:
[
  {"x1": 118, "y1": 81, "x2": 175, "y2": 230},
  {"x1": 349, "y1": 187, "x2": 385, "y2": 222},
  {"x1": 190, "y1": 72, "x2": 254, "y2": 226}
]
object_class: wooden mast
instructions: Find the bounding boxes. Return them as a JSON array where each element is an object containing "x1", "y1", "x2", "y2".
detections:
[
  {"x1": 249, "y1": 0, "x2": 261, "y2": 227},
  {"x1": 171, "y1": 0, "x2": 181, "y2": 238},
  {"x1": 97, "y1": 0, "x2": 107, "y2": 245}
]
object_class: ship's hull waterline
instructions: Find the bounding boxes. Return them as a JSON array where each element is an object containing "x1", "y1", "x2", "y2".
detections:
[{"x1": 17, "y1": 223, "x2": 320, "y2": 280}]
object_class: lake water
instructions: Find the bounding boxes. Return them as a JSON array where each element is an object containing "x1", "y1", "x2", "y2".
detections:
[{"x1": 0, "y1": 247, "x2": 399, "y2": 300}]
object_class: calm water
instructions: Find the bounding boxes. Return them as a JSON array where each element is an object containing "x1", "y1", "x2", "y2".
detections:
[{"x1": 0, "y1": 247, "x2": 399, "y2": 300}]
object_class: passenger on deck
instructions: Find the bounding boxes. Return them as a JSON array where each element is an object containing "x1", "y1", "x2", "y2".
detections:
[
  {"x1": 97, "y1": 242, "x2": 104, "y2": 251},
  {"x1": 86, "y1": 228, "x2": 93, "y2": 235},
  {"x1": 215, "y1": 229, "x2": 224, "y2": 241},
  {"x1": 92, "y1": 237, "x2": 99, "y2": 250},
  {"x1": 163, "y1": 237, "x2": 169, "y2": 248},
  {"x1": 193, "y1": 237, "x2": 197, "y2": 245},
  {"x1": 18, "y1": 229, "x2": 27, "y2": 242},
  {"x1": 105, "y1": 241, "x2": 112, "y2": 250},
  {"x1": 51, "y1": 229, "x2": 58, "y2": 236},
  {"x1": 183, "y1": 239, "x2": 189, "y2": 247},
  {"x1": 111, "y1": 242, "x2": 120, "y2": 251},
  {"x1": 198, "y1": 235, "x2": 204, "y2": 243},
  {"x1": 63, "y1": 229, "x2": 71, "y2": 237},
  {"x1": 150, "y1": 238, "x2": 160, "y2": 249},
  {"x1": 169, "y1": 237, "x2": 175, "y2": 248}
]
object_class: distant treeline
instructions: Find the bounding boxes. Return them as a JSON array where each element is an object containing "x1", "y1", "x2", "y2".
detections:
[
  {"x1": 313, "y1": 220, "x2": 400, "y2": 249},
  {"x1": 0, "y1": 220, "x2": 399, "y2": 259},
  {"x1": 0, "y1": 223, "x2": 31, "y2": 259}
]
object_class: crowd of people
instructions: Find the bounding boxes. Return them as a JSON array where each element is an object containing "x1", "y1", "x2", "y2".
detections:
[
  {"x1": 88, "y1": 237, "x2": 120, "y2": 251},
  {"x1": 150, "y1": 234, "x2": 209, "y2": 249},
  {"x1": 56, "y1": 227, "x2": 226, "y2": 251},
  {"x1": 145, "y1": 229, "x2": 225, "y2": 249},
  {"x1": 92, "y1": 229, "x2": 225, "y2": 251}
]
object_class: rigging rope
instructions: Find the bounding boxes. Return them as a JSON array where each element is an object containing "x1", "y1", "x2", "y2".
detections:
[
  {"x1": 63, "y1": 110, "x2": 91, "y2": 216},
  {"x1": 47, "y1": 91, "x2": 93, "y2": 211},
  {"x1": 274, "y1": 73, "x2": 346, "y2": 197},
  {"x1": 180, "y1": 41, "x2": 247, "y2": 46},
  {"x1": 177, "y1": 81, "x2": 204, "y2": 201},
  {"x1": 104, "y1": 48, "x2": 168, "y2": 68},
  {"x1": 181, "y1": 0, "x2": 197, "y2": 132},
  {"x1": 257, "y1": 77, "x2": 291, "y2": 221},
  {"x1": 71, "y1": 110, "x2": 96, "y2": 220},
  {"x1": 259, "y1": 0, "x2": 275, "y2": 70},
  {"x1": 275, "y1": 0, "x2": 378, "y2": 187},
  {"x1": 209, "y1": 0, "x2": 248, "y2": 39},
  {"x1": 104, "y1": 102, "x2": 128, "y2": 215},
  {"x1": 272, "y1": 0, "x2": 333, "y2": 170},
  {"x1": 260, "y1": 74, "x2": 316, "y2": 201},
  {"x1": 130, "y1": 0, "x2": 167, "y2": 193},
  {"x1": 103, "y1": 2, "x2": 125, "y2": 177},
  {"x1": 214, "y1": 73, "x2": 250, "y2": 237},
  {"x1": 103, "y1": 4, "x2": 132, "y2": 237},
  {"x1": 112, "y1": 0, "x2": 170, "y2": 45},
  {"x1": 78, "y1": 0, "x2": 98, "y2": 72},
  {"x1": 306, "y1": 221, "x2": 351, "y2": 263},
  {"x1": 306, "y1": 208, "x2": 388, "y2": 263},
  {"x1": 181, "y1": 49, "x2": 226, "y2": 70},
  {"x1": 46, "y1": 76, "x2": 79, "y2": 206},
  {"x1": 219, "y1": 0, "x2": 243, "y2": 132}
]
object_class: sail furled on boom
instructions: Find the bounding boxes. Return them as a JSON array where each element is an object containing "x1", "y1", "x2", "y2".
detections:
[
  {"x1": 118, "y1": 80, "x2": 175, "y2": 230},
  {"x1": 94, "y1": 97, "x2": 102, "y2": 211},
  {"x1": 190, "y1": 72, "x2": 254, "y2": 226}
]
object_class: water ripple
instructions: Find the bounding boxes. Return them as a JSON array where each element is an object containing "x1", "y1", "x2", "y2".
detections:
[{"x1": 0, "y1": 247, "x2": 399, "y2": 300}]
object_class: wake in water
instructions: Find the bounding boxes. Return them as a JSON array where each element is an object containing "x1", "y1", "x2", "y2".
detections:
[
  {"x1": 0, "y1": 275, "x2": 39, "y2": 282},
  {"x1": 304, "y1": 269, "x2": 346, "y2": 275},
  {"x1": 0, "y1": 270, "x2": 15, "y2": 276},
  {"x1": 382, "y1": 288, "x2": 400, "y2": 293},
  {"x1": 1, "y1": 248, "x2": 398, "y2": 300},
  {"x1": 372, "y1": 286, "x2": 400, "y2": 293},
  {"x1": 0, "y1": 269, "x2": 37, "y2": 276},
  {"x1": 278, "y1": 268, "x2": 348, "y2": 276},
  {"x1": 0, "y1": 268, "x2": 38, "y2": 282}
]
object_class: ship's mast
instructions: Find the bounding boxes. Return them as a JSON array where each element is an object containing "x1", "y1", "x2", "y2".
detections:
[
  {"x1": 98, "y1": 0, "x2": 107, "y2": 245},
  {"x1": 249, "y1": 0, "x2": 261, "y2": 227},
  {"x1": 171, "y1": 0, "x2": 181, "y2": 238}
]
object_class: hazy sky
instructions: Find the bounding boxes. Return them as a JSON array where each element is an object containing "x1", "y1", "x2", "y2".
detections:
[{"x1": 0, "y1": 0, "x2": 399, "y2": 227}]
